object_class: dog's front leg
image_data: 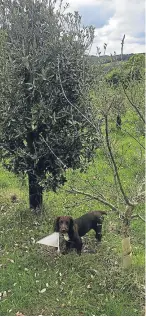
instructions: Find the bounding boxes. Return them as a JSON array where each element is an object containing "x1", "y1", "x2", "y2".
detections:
[
  {"x1": 65, "y1": 241, "x2": 72, "y2": 253},
  {"x1": 75, "y1": 237, "x2": 83, "y2": 255}
]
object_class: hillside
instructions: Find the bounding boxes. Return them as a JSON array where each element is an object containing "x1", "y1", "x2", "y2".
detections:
[{"x1": 89, "y1": 52, "x2": 145, "y2": 65}]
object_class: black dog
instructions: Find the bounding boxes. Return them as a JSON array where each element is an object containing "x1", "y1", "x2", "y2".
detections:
[{"x1": 54, "y1": 211, "x2": 107, "y2": 255}]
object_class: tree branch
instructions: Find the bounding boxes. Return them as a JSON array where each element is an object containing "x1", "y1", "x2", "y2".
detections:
[
  {"x1": 40, "y1": 134, "x2": 67, "y2": 170},
  {"x1": 120, "y1": 126, "x2": 145, "y2": 150},
  {"x1": 104, "y1": 115, "x2": 135, "y2": 207},
  {"x1": 122, "y1": 83, "x2": 145, "y2": 123},
  {"x1": 131, "y1": 214, "x2": 145, "y2": 222},
  {"x1": 66, "y1": 188, "x2": 119, "y2": 212}
]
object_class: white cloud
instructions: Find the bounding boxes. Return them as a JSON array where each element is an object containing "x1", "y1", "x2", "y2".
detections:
[{"x1": 66, "y1": 0, "x2": 145, "y2": 55}]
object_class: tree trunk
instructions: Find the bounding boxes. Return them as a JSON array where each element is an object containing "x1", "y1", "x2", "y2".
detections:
[
  {"x1": 28, "y1": 172, "x2": 43, "y2": 210},
  {"x1": 122, "y1": 236, "x2": 132, "y2": 268}
]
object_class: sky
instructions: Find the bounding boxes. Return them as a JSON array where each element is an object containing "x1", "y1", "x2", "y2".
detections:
[{"x1": 66, "y1": 0, "x2": 145, "y2": 55}]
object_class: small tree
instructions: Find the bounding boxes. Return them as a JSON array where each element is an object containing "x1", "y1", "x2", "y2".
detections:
[
  {"x1": 66, "y1": 46, "x2": 145, "y2": 268},
  {"x1": 0, "y1": 0, "x2": 98, "y2": 210}
]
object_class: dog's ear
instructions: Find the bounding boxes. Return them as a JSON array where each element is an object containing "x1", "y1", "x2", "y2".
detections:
[
  {"x1": 69, "y1": 217, "x2": 74, "y2": 233},
  {"x1": 54, "y1": 217, "x2": 60, "y2": 232}
]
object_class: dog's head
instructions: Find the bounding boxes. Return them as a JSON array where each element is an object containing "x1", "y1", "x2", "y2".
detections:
[{"x1": 54, "y1": 216, "x2": 74, "y2": 234}]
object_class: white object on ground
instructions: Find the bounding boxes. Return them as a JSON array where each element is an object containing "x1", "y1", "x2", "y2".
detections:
[{"x1": 36, "y1": 232, "x2": 60, "y2": 252}]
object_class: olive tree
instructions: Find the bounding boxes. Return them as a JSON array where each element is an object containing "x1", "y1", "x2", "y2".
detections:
[{"x1": 0, "y1": 0, "x2": 98, "y2": 210}]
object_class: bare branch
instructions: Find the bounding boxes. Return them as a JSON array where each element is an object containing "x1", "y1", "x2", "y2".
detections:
[
  {"x1": 122, "y1": 83, "x2": 145, "y2": 123},
  {"x1": 66, "y1": 188, "x2": 119, "y2": 212},
  {"x1": 120, "y1": 125, "x2": 145, "y2": 149},
  {"x1": 131, "y1": 214, "x2": 145, "y2": 222},
  {"x1": 138, "y1": 214, "x2": 145, "y2": 222}
]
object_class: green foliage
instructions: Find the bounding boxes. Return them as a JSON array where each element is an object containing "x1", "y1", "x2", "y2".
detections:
[
  {"x1": 105, "y1": 53, "x2": 145, "y2": 86},
  {"x1": 105, "y1": 68, "x2": 121, "y2": 86},
  {"x1": 125, "y1": 53, "x2": 145, "y2": 71},
  {"x1": 123, "y1": 53, "x2": 145, "y2": 83}
]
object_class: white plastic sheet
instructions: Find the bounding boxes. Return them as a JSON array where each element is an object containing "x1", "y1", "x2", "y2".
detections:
[{"x1": 36, "y1": 232, "x2": 60, "y2": 251}]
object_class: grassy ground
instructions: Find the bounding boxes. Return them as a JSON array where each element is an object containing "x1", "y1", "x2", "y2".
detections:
[
  {"x1": 0, "y1": 112, "x2": 145, "y2": 316},
  {"x1": 0, "y1": 176, "x2": 145, "y2": 315}
]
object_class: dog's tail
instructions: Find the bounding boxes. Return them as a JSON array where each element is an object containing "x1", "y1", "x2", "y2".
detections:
[{"x1": 92, "y1": 210, "x2": 107, "y2": 216}]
